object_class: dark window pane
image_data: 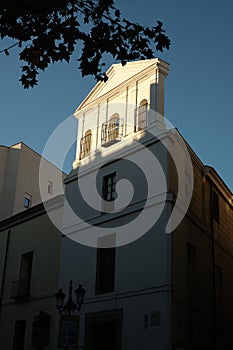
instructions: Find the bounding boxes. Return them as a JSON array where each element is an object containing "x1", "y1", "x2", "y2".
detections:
[
  {"x1": 103, "y1": 172, "x2": 116, "y2": 202},
  {"x1": 13, "y1": 320, "x2": 26, "y2": 350},
  {"x1": 24, "y1": 194, "x2": 31, "y2": 208},
  {"x1": 32, "y1": 311, "x2": 51, "y2": 347},
  {"x1": 95, "y1": 235, "x2": 116, "y2": 294},
  {"x1": 96, "y1": 247, "x2": 116, "y2": 294},
  {"x1": 19, "y1": 251, "x2": 33, "y2": 296}
]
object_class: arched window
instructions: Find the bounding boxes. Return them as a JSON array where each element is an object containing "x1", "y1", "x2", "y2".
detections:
[
  {"x1": 137, "y1": 99, "x2": 148, "y2": 130},
  {"x1": 108, "y1": 113, "x2": 120, "y2": 141},
  {"x1": 80, "y1": 129, "x2": 92, "y2": 160}
]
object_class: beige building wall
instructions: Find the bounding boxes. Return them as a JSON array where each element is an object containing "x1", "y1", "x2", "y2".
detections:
[
  {"x1": 172, "y1": 146, "x2": 233, "y2": 349},
  {"x1": 0, "y1": 142, "x2": 66, "y2": 220},
  {"x1": 0, "y1": 144, "x2": 21, "y2": 220},
  {"x1": 0, "y1": 197, "x2": 63, "y2": 349}
]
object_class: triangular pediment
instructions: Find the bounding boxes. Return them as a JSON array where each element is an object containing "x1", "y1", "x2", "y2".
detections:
[{"x1": 75, "y1": 59, "x2": 163, "y2": 112}]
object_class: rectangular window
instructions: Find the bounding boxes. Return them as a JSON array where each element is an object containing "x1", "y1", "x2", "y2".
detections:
[
  {"x1": 134, "y1": 101, "x2": 148, "y2": 131},
  {"x1": 79, "y1": 130, "x2": 92, "y2": 160},
  {"x1": 95, "y1": 234, "x2": 116, "y2": 294},
  {"x1": 48, "y1": 181, "x2": 53, "y2": 195},
  {"x1": 32, "y1": 311, "x2": 51, "y2": 347},
  {"x1": 213, "y1": 191, "x2": 219, "y2": 222},
  {"x1": 11, "y1": 252, "x2": 33, "y2": 299},
  {"x1": 102, "y1": 172, "x2": 116, "y2": 202},
  {"x1": 19, "y1": 251, "x2": 33, "y2": 296},
  {"x1": 13, "y1": 320, "x2": 26, "y2": 350},
  {"x1": 24, "y1": 193, "x2": 32, "y2": 208}
]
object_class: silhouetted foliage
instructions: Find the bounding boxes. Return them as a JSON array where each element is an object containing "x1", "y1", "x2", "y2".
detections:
[{"x1": 0, "y1": 0, "x2": 170, "y2": 88}]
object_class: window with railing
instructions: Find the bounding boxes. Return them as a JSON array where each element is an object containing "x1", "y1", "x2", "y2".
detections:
[
  {"x1": 11, "y1": 278, "x2": 31, "y2": 299},
  {"x1": 101, "y1": 114, "x2": 123, "y2": 146},
  {"x1": 134, "y1": 99, "x2": 148, "y2": 131},
  {"x1": 80, "y1": 129, "x2": 92, "y2": 160}
]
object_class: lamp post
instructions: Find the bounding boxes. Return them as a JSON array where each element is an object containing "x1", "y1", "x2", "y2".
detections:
[{"x1": 55, "y1": 280, "x2": 86, "y2": 315}]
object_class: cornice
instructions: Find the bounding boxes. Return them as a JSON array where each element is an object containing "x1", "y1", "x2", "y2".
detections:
[
  {"x1": 202, "y1": 165, "x2": 232, "y2": 203},
  {"x1": 74, "y1": 59, "x2": 170, "y2": 117}
]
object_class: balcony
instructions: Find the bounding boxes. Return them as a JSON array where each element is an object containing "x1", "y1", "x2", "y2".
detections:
[
  {"x1": 10, "y1": 278, "x2": 31, "y2": 299},
  {"x1": 101, "y1": 117, "x2": 123, "y2": 147}
]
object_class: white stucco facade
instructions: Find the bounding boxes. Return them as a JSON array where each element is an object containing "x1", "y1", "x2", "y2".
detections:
[{"x1": 60, "y1": 58, "x2": 173, "y2": 350}]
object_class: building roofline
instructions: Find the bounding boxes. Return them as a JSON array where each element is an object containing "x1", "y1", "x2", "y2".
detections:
[
  {"x1": 75, "y1": 58, "x2": 169, "y2": 115},
  {"x1": 0, "y1": 194, "x2": 64, "y2": 232},
  {"x1": 175, "y1": 128, "x2": 232, "y2": 201},
  {"x1": 202, "y1": 165, "x2": 232, "y2": 200},
  {"x1": 1, "y1": 141, "x2": 67, "y2": 176}
]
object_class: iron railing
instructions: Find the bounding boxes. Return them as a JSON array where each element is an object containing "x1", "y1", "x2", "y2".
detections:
[
  {"x1": 134, "y1": 103, "x2": 149, "y2": 132},
  {"x1": 79, "y1": 133, "x2": 92, "y2": 160},
  {"x1": 10, "y1": 278, "x2": 31, "y2": 299},
  {"x1": 101, "y1": 117, "x2": 123, "y2": 146}
]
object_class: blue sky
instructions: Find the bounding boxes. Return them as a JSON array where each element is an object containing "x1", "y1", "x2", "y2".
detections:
[{"x1": 0, "y1": 0, "x2": 233, "y2": 190}]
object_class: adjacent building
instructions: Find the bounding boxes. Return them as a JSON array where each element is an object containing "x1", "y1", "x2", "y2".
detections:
[
  {"x1": 0, "y1": 196, "x2": 63, "y2": 349},
  {"x1": 0, "y1": 142, "x2": 64, "y2": 220},
  {"x1": 0, "y1": 142, "x2": 65, "y2": 349}
]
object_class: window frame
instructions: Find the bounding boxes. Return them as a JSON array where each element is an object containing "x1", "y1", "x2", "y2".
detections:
[
  {"x1": 19, "y1": 251, "x2": 33, "y2": 296},
  {"x1": 95, "y1": 234, "x2": 116, "y2": 295},
  {"x1": 13, "y1": 320, "x2": 26, "y2": 350},
  {"x1": 102, "y1": 172, "x2": 117, "y2": 202},
  {"x1": 24, "y1": 193, "x2": 32, "y2": 208},
  {"x1": 134, "y1": 99, "x2": 148, "y2": 131},
  {"x1": 48, "y1": 180, "x2": 53, "y2": 195},
  {"x1": 80, "y1": 129, "x2": 92, "y2": 160}
]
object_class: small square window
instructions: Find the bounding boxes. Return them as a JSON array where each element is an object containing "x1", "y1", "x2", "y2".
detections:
[
  {"x1": 48, "y1": 181, "x2": 53, "y2": 195},
  {"x1": 24, "y1": 194, "x2": 32, "y2": 208},
  {"x1": 102, "y1": 172, "x2": 116, "y2": 202}
]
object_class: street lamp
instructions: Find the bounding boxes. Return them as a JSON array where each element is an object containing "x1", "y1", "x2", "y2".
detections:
[
  {"x1": 74, "y1": 284, "x2": 87, "y2": 311},
  {"x1": 55, "y1": 280, "x2": 86, "y2": 315}
]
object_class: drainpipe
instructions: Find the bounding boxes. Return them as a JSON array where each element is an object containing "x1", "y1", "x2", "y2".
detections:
[
  {"x1": 0, "y1": 229, "x2": 11, "y2": 317},
  {"x1": 203, "y1": 167, "x2": 217, "y2": 349}
]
